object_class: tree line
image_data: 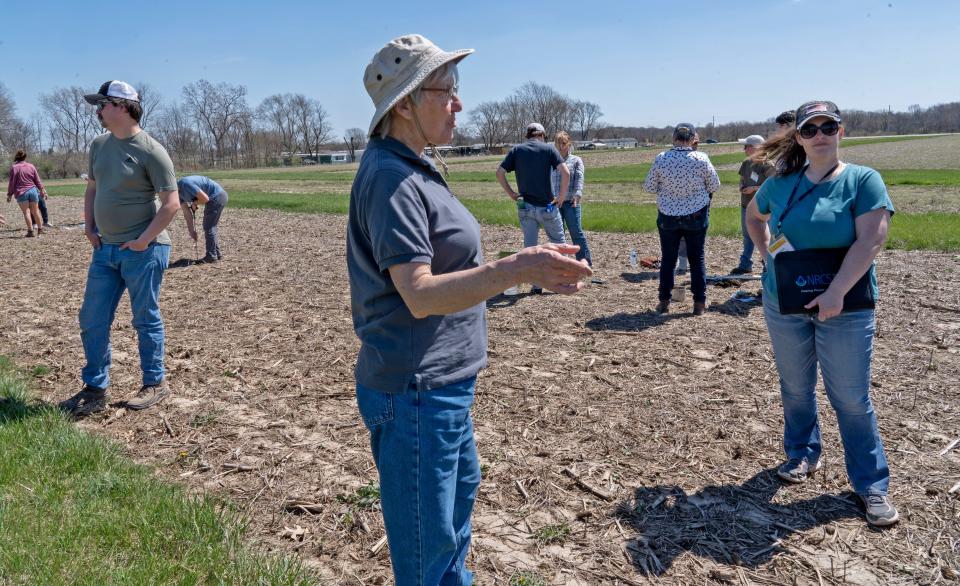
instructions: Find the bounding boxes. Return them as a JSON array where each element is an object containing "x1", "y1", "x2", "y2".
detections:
[
  {"x1": 0, "y1": 80, "x2": 369, "y2": 178},
  {"x1": 3, "y1": 78, "x2": 960, "y2": 179}
]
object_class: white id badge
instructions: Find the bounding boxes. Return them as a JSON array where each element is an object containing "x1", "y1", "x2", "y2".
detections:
[
  {"x1": 750, "y1": 171, "x2": 759, "y2": 182},
  {"x1": 768, "y1": 234, "x2": 795, "y2": 258}
]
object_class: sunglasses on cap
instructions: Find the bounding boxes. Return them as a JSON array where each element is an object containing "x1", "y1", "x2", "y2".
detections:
[{"x1": 798, "y1": 120, "x2": 840, "y2": 139}]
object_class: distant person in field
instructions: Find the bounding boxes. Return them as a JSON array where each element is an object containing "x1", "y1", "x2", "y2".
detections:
[
  {"x1": 730, "y1": 135, "x2": 775, "y2": 275},
  {"x1": 776, "y1": 110, "x2": 796, "y2": 135},
  {"x1": 177, "y1": 175, "x2": 229, "y2": 263},
  {"x1": 644, "y1": 123, "x2": 720, "y2": 315},
  {"x1": 58, "y1": 80, "x2": 180, "y2": 417},
  {"x1": 552, "y1": 131, "x2": 592, "y2": 267},
  {"x1": 496, "y1": 122, "x2": 570, "y2": 293},
  {"x1": 6, "y1": 150, "x2": 48, "y2": 237},
  {"x1": 348, "y1": 34, "x2": 591, "y2": 584},
  {"x1": 745, "y1": 100, "x2": 898, "y2": 527}
]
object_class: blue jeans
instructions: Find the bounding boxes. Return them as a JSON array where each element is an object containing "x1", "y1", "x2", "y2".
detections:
[
  {"x1": 763, "y1": 305, "x2": 890, "y2": 496},
  {"x1": 79, "y1": 243, "x2": 171, "y2": 389},
  {"x1": 15, "y1": 187, "x2": 39, "y2": 204},
  {"x1": 356, "y1": 377, "x2": 480, "y2": 586},
  {"x1": 738, "y1": 206, "x2": 755, "y2": 270},
  {"x1": 518, "y1": 204, "x2": 565, "y2": 248},
  {"x1": 202, "y1": 192, "x2": 228, "y2": 259},
  {"x1": 560, "y1": 201, "x2": 592, "y2": 265},
  {"x1": 657, "y1": 207, "x2": 709, "y2": 303}
]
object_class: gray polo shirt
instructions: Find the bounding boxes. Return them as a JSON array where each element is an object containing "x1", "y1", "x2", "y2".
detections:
[{"x1": 347, "y1": 137, "x2": 488, "y2": 393}]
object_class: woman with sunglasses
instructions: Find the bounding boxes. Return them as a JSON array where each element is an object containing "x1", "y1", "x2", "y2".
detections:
[{"x1": 745, "y1": 101, "x2": 898, "y2": 527}]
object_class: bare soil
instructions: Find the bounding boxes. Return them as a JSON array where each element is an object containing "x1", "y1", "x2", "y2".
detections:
[{"x1": 1, "y1": 197, "x2": 958, "y2": 585}]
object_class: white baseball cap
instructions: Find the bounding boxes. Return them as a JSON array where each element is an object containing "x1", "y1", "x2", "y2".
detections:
[
  {"x1": 739, "y1": 135, "x2": 765, "y2": 146},
  {"x1": 84, "y1": 80, "x2": 140, "y2": 105}
]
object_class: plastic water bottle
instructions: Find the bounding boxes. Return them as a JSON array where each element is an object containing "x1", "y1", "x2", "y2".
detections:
[
  {"x1": 516, "y1": 196, "x2": 525, "y2": 210},
  {"x1": 629, "y1": 248, "x2": 638, "y2": 269}
]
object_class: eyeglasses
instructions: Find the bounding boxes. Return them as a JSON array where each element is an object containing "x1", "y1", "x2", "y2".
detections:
[
  {"x1": 421, "y1": 86, "x2": 459, "y2": 102},
  {"x1": 96, "y1": 98, "x2": 124, "y2": 112},
  {"x1": 798, "y1": 120, "x2": 840, "y2": 139}
]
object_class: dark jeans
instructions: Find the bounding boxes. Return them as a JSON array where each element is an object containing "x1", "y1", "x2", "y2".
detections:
[
  {"x1": 657, "y1": 206, "x2": 709, "y2": 303},
  {"x1": 38, "y1": 196, "x2": 49, "y2": 224},
  {"x1": 559, "y1": 201, "x2": 592, "y2": 266}
]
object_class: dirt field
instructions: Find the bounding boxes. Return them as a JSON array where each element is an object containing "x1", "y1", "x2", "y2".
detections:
[{"x1": 1, "y1": 197, "x2": 958, "y2": 585}]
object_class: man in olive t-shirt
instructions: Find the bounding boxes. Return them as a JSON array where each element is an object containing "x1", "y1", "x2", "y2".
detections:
[{"x1": 59, "y1": 80, "x2": 181, "y2": 417}]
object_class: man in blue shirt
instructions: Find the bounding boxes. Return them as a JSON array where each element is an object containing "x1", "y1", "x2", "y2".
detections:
[
  {"x1": 496, "y1": 123, "x2": 570, "y2": 293},
  {"x1": 177, "y1": 175, "x2": 229, "y2": 263}
]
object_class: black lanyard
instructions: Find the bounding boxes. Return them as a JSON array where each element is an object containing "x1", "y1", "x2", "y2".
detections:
[{"x1": 776, "y1": 162, "x2": 840, "y2": 235}]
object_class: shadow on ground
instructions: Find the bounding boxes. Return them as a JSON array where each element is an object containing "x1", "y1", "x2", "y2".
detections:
[{"x1": 615, "y1": 468, "x2": 866, "y2": 576}]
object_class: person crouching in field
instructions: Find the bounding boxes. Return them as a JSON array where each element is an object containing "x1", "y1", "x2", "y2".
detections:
[
  {"x1": 348, "y1": 35, "x2": 592, "y2": 584},
  {"x1": 58, "y1": 80, "x2": 180, "y2": 417},
  {"x1": 745, "y1": 100, "x2": 898, "y2": 527},
  {"x1": 177, "y1": 175, "x2": 229, "y2": 263},
  {"x1": 6, "y1": 150, "x2": 48, "y2": 237}
]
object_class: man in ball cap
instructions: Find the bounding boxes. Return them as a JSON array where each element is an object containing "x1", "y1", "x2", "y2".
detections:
[
  {"x1": 348, "y1": 35, "x2": 591, "y2": 584},
  {"x1": 59, "y1": 80, "x2": 180, "y2": 417},
  {"x1": 496, "y1": 121, "x2": 570, "y2": 292},
  {"x1": 731, "y1": 134, "x2": 775, "y2": 274}
]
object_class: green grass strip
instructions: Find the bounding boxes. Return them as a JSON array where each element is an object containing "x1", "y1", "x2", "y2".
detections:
[
  {"x1": 0, "y1": 357, "x2": 315, "y2": 585},
  {"x1": 39, "y1": 189, "x2": 960, "y2": 251}
]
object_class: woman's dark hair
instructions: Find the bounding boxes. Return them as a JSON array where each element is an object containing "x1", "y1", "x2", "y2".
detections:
[
  {"x1": 14, "y1": 150, "x2": 27, "y2": 162},
  {"x1": 759, "y1": 127, "x2": 833, "y2": 176}
]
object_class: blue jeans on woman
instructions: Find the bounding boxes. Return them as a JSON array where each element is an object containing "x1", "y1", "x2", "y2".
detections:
[
  {"x1": 356, "y1": 377, "x2": 480, "y2": 586},
  {"x1": 79, "y1": 243, "x2": 170, "y2": 389},
  {"x1": 763, "y1": 305, "x2": 890, "y2": 496},
  {"x1": 657, "y1": 206, "x2": 709, "y2": 303},
  {"x1": 559, "y1": 200, "x2": 592, "y2": 266}
]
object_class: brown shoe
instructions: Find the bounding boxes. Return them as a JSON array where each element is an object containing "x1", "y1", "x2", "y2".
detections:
[
  {"x1": 126, "y1": 380, "x2": 170, "y2": 410},
  {"x1": 25, "y1": 230, "x2": 35, "y2": 238},
  {"x1": 693, "y1": 302, "x2": 706, "y2": 316},
  {"x1": 655, "y1": 300, "x2": 670, "y2": 314}
]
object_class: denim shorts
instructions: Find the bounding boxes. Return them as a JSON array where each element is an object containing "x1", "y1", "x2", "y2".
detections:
[{"x1": 16, "y1": 187, "x2": 40, "y2": 204}]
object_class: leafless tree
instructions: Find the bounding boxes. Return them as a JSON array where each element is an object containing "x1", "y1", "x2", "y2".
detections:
[
  {"x1": 39, "y1": 86, "x2": 101, "y2": 153},
  {"x1": 135, "y1": 82, "x2": 163, "y2": 130},
  {"x1": 572, "y1": 101, "x2": 604, "y2": 141},
  {"x1": 152, "y1": 103, "x2": 201, "y2": 168},
  {"x1": 289, "y1": 94, "x2": 333, "y2": 160},
  {"x1": 468, "y1": 101, "x2": 510, "y2": 149},
  {"x1": 256, "y1": 93, "x2": 299, "y2": 155},
  {"x1": 344, "y1": 127, "x2": 366, "y2": 162},
  {"x1": 182, "y1": 79, "x2": 250, "y2": 165}
]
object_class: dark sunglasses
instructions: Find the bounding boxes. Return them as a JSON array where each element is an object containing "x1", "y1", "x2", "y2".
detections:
[
  {"x1": 96, "y1": 98, "x2": 122, "y2": 111},
  {"x1": 798, "y1": 120, "x2": 840, "y2": 139}
]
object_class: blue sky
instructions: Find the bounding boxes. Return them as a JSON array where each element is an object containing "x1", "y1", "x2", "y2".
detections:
[{"x1": 3, "y1": 0, "x2": 958, "y2": 136}]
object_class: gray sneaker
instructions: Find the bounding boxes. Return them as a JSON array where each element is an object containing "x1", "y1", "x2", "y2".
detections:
[
  {"x1": 58, "y1": 385, "x2": 110, "y2": 417},
  {"x1": 860, "y1": 494, "x2": 899, "y2": 526},
  {"x1": 777, "y1": 457, "x2": 823, "y2": 483},
  {"x1": 126, "y1": 381, "x2": 170, "y2": 410}
]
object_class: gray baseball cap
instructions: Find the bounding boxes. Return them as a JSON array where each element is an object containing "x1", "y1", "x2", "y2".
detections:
[
  {"x1": 740, "y1": 134, "x2": 765, "y2": 146},
  {"x1": 363, "y1": 34, "x2": 473, "y2": 137}
]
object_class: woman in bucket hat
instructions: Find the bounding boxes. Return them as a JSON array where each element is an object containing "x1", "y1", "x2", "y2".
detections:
[
  {"x1": 745, "y1": 100, "x2": 899, "y2": 527},
  {"x1": 346, "y1": 35, "x2": 592, "y2": 584}
]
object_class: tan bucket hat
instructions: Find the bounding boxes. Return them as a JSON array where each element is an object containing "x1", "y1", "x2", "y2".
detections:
[{"x1": 364, "y1": 34, "x2": 473, "y2": 137}]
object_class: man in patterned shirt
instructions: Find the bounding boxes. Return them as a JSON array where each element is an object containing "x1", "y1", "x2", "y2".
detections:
[{"x1": 644, "y1": 123, "x2": 720, "y2": 315}]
